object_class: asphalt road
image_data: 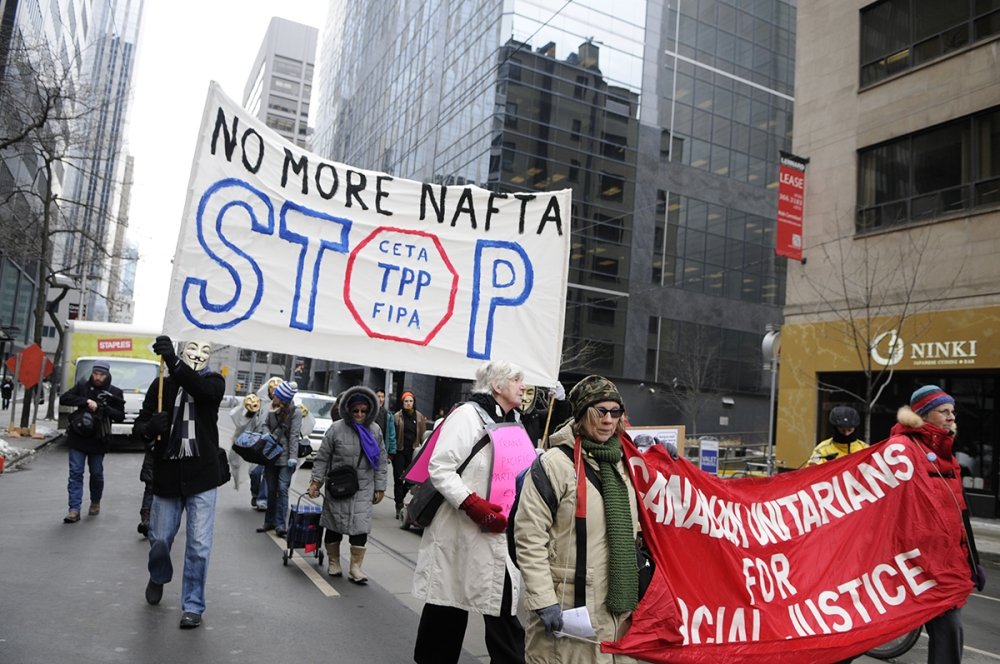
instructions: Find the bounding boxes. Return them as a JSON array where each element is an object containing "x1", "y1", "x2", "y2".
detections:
[{"x1": 0, "y1": 434, "x2": 484, "y2": 663}]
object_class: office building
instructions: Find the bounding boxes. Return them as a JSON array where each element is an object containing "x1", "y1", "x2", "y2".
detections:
[
  {"x1": 311, "y1": 0, "x2": 795, "y2": 433},
  {"x1": 214, "y1": 16, "x2": 318, "y2": 396},
  {"x1": 1, "y1": 0, "x2": 143, "y2": 364},
  {"x1": 243, "y1": 16, "x2": 317, "y2": 149},
  {"x1": 778, "y1": 1, "x2": 1000, "y2": 515}
]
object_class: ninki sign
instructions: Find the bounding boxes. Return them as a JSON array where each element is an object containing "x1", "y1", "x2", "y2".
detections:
[{"x1": 870, "y1": 330, "x2": 978, "y2": 368}]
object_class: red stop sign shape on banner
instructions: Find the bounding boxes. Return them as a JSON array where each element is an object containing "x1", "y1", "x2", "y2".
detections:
[
  {"x1": 344, "y1": 227, "x2": 459, "y2": 345},
  {"x1": 5, "y1": 343, "x2": 55, "y2": 389}
]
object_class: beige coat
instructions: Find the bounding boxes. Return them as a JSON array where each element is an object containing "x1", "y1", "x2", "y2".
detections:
[
  {"x1": 513, "y1": 422, "x2": 639, "y2": 664},
  {"x1": 411, "y1": 402, "x2": 522, "y2": 616}
]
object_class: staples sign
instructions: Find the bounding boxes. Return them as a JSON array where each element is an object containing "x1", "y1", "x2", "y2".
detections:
[{"x1": 98, "y1": 338, "x2": 134, "y2": 352}]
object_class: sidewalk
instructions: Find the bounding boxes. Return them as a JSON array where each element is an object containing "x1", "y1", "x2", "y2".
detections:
[{"x1": 0, "y1": 416, "x2": 63, "y2": 473}]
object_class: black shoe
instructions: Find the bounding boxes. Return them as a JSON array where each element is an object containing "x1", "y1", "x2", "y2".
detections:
[
  {"x1": 179, "y1": 612, "x2": 202, "y2": 629},
  {"x1": 145, "y1": 580, "x2": 163, "y2": 605},
  {"x1": 275, "y1": 528, "x2": 287, "y2": 538},
  {"x1": 250, "y1": 497, "x2": 257, "y2": 508},
  {"x1": 256, "y1": 523, "x2": 275, "y2": 533},
  {"x1": 137, "y1": 521, "x2": 149, "y2": 537}
]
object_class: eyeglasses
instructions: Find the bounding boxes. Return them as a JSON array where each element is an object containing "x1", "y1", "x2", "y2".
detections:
[
  {"x1": 351, "y1": 407, "x2": 369, "y2": 415},
  {"x1": 594, "y1": 406, "x2": 625, "y2": 419}
]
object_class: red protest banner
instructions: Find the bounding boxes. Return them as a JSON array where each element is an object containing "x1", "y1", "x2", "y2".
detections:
[
  {"x1": 605, "y1": 438, "x2": 973, "y2": 664},
  {"x1": 776, "y1": 152, "x2": 807, "y2": 261}
]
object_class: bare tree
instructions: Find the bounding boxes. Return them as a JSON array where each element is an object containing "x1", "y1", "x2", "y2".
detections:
[
  {"x1": 559, "y1": 338, "x2": 608, "y2": 373},
  {"x1": 796, "y1": 226, "x2": 959, "y2": 437},
  {"x1": 1, "y1": 28, "x2": 133, "y2": 426},
  {"x1": 655, "y1": 330, "x2": 721, "y2": 436}
]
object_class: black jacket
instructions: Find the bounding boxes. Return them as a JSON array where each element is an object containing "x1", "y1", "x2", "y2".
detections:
[
  {"x1": 133, "y1": 361, "x2": 225, "y2": 498},
  {"x1": 60, "y1": 376, "x2": 125, "y2": 454}
]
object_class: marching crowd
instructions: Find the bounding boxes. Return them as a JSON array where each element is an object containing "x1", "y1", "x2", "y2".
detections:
[{"x1": 56, "y1": 335, "x2": 984, "y2": 663}]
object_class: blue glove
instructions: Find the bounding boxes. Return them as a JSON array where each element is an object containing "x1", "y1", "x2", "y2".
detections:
[
  {"x1": 536, "y1": 604, "x2": 563, "y2": 636},
  {"x1": 975, "y1": 563, "x2": 986, "y2": 591},
  {"x1": 287, "y1": 458, "x2": 298, "y2": 469}
]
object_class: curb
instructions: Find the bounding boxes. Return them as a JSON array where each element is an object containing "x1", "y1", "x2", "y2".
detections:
[{"x1": 2, "y1": 432, "x2": 63, "y2": 473}]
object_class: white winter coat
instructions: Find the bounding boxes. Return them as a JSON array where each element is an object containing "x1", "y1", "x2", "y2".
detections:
[{"x1": 412, "y1": 402, "x2": 522, "y2": 616}]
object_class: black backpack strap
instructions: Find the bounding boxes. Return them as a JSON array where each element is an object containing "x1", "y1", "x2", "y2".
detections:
[{"x1": 458, "y1": 436, "x2": 490, "y2": 476}]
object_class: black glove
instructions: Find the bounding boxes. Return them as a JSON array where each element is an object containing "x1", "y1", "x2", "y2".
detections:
[
  {"x1": 152, "y1": 335, "x2": 177, "y2": 365},
  {"x1": 143, "y1": 411, "x2": 170, "y2": 439},
  {"x1": 536, "y1": 604, "x2": 563, "y2": 636},
  {"x1": 975, "y1": 563, "x2": 987, "y2": 591}
]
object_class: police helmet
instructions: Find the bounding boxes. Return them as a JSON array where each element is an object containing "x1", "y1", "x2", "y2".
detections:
[{"x1": 829, "y1": 406, "x2": 860, "y2": 428}]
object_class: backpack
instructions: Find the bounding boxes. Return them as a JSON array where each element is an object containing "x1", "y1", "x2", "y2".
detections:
[
  {"x1": 507, "y1": 446, "x2": 600, "y2": 569},
  {"x1": 402, "y1": 401, "x2": 494, "y2": 529}
]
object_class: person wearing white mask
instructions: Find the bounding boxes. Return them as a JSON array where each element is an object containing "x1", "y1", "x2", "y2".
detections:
[{"x1": 134, "y1": 336, "x2": 226, "y2": 630}]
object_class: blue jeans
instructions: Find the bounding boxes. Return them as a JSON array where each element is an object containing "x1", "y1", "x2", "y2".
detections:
[
  {"x1": 67, "y1": 448, "x2": 104, "y2": 511},
  {"x1": 264, "y1": 464, "x2": 293, "y2": 529},
  {"x1": 148, "y1": 489, "x2": 217, "y2": 615},
  {"x1": 249, "y1": 465, "x2": 268, "y2": 505}
]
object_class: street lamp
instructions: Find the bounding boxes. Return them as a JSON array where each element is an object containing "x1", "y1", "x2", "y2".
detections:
[{"x1": 761, "y1": 326, "x2": 781, "y2": 475}]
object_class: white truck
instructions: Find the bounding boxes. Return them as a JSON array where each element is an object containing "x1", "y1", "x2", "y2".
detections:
[{"x1": 59, "y1": 321, "x2": 161, "y2": 444}]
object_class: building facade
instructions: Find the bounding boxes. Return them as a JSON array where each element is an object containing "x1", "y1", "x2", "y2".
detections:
[
  {"x1": 1, "y1": 0, "x2": 143, "y2": 378},
  {"x1": 312, "y1": 0, "x2": 795, "y2": 433},
  {"x1": 243, "y1": 17, "x2": 317, "y2": 149},
  {"x1": 215, "y1": 16, "x2": 319, "y2": 396},
  {"x1": 779, "y1": 1, "x2": 1000, "y2": 516}
]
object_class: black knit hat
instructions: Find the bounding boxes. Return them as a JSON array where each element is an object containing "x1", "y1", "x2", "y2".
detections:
[{"x1": 568, "y1": 375, "x2": 623, "y2": 420}]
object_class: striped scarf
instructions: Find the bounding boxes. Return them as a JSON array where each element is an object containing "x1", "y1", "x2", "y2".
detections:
[
  {"x1": 166, "y1": 388, "x2": 199, "y2": 459},
  {"x1": 580, "y1": 434, "x2": 637, "y2": 614}
]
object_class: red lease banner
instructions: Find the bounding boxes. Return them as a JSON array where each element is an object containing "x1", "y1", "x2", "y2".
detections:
[
  {"x1": 776, "y1": 152, "x2": 806, "y2": 261},
  {"x1": 605, "y1": 438, "x2": 973, "y2": 664}
]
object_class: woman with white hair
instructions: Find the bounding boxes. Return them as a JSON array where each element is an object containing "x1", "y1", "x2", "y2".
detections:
[{"x1": 412, "y1": 359, "x2": 529, "y2": 664}]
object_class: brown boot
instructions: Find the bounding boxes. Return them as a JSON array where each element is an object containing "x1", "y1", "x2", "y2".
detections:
[
  {"x1": 88, "y1": 502, "x2": 101, "y2": 516},
  {"x1": 325, "y1": 542, "x2": 342, "y2": 577},
  {"x1": 63, "y1": 510, "x2": 81, "y2": 524},
  {"x1": 348, "y1": 546, "x2": 368, "y2": 584}
]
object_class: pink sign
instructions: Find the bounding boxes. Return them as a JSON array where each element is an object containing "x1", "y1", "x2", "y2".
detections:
[
  {"x1": 486, "y1": 424, "x2": 537, "y2": 517},
  {"x1": 403, "y1": 426, "x2": 441, "y2": 484}
]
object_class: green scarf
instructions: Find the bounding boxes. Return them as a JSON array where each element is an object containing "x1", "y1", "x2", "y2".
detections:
[{"x1": 580, "y1": 435, "x2": 638, "y2": 614}]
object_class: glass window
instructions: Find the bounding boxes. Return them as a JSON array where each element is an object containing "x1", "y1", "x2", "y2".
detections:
[
  {"x1": 857, "y1": 106, "x2": 998, "y2": 230},
  {"x1": 860, "y1": 0, "x2": 997, "y2": 85}
]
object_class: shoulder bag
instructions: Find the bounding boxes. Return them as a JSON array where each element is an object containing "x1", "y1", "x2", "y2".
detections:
[{"x1": 326, "y1": 447, "x2": 363, "y2": 499}]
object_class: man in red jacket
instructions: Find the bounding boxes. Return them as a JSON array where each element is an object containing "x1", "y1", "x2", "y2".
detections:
[{"x1": 884, "y1": 385, "x2": 986, "y2": 663}]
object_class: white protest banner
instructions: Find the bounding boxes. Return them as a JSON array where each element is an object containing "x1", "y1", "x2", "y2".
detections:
[{"x1": 162, "y1": 82, "x2": 571, "y2": 384}]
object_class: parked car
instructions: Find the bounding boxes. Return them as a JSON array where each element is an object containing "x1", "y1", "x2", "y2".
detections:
[{"x1": 296, "y1": 392, "x2": 338, "y2": 463}]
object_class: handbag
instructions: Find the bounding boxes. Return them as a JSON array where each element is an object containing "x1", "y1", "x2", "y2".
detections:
[
  {"x1": 297, "y1": 440, "x2": 313, "y2": 459},
  {"x1": 325, "y1": 463, "x2": 360, "y2": 499},
  {"x1": 69, "y1": 409, "x2": 99, "y2": 438}
]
